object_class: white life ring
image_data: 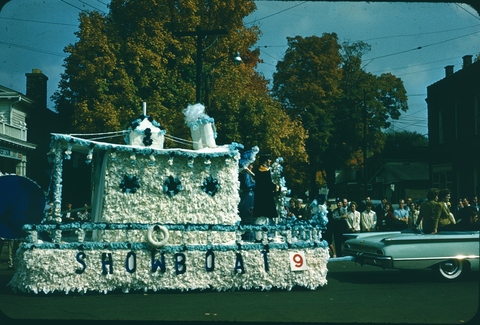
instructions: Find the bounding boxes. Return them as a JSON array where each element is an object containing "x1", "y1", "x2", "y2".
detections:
[{"x1": 147, "y1": 225, "x2": 169, "y2": 248}]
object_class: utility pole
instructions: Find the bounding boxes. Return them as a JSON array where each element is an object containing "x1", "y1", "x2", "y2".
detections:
[
  {"x1": 363, "y1": 89, "x2": 368, "y2": 199},
  {"x1": 174, "y1": 26, "x2": 228, "y2": 104}
]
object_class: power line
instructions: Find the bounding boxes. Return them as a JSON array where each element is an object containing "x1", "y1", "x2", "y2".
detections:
[
  {"x1": 60, "y1": 0, "x2": 107, "y2": 14},
  {"x1": 244, "y1": 1, "x2": 308, "y2": 25},
  {"x1": 0, "y1": 17, "x2": 77, "y2": 26},
  {"x1": 0, "y1": 40, "x2": 68, "y2": 57},
  {"x1": 77, "y1": 0, "x2": 107, "y2": 14},
  {"x1": 60, "y1": 0, "x2": 84, "y2": 12},
  {"x1": 395, "y1": 118, "x2": 428, "y2": 126},
  {"x1": 361, "y1": 24, "x2": 480, "y2": 42},
  {"x1": 363, "y1": 30, "x2": 480, "y2": 63},
  {"x1": 403, "y1": 109, "x2": 428, "y2": 117},
  {"x1": 259, "y1": 48, "x2": 282, "y2": 62},
  {"x1": 368, "y1": 55, "x2": 469, "y2": 75}
]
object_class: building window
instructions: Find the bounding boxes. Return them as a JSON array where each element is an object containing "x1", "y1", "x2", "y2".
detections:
[
  {"x1": 455, "y1": 104, "x2": 459, "y2": 140},
  {"x1": 475, "y1": 95, "x2": 480, "y2": 135},
  {"x1": 438, "y1": 109, "x2": 444, "y2": 144},
  {"x1": 432, "y1": 169, "x2": 452, "y2": 190}
]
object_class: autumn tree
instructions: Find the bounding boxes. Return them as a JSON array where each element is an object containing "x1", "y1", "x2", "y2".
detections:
[
  {"x1": 52, "y1": 0, "x2": 262, "y2": 138},
  {"x1": 272, "y1": 34, "x2": 408, "y2": 198},
  {"x1": 272, "y1": 33, "x2": 343, "y2": 197},
  {"x1": 52, "y1": 0, "x2": 309, "y2": 192},
  {"x1": 322, "y1": 40, "x2": 408, "y2": 195}
]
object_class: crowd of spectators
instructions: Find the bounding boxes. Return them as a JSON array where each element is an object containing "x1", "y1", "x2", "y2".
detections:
[{"x1": 324, "y1": 192, "x2": 480, "y2": 257}]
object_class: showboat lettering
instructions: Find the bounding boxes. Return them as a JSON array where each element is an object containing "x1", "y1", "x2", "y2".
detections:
[{"x1": 75, "y1": 250, "x2": 270, "y2": 274}]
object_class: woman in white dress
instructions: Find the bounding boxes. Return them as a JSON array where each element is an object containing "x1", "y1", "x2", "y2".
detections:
[{"x1": 346, "y1": 201, "x2": 361, "y2": 232}]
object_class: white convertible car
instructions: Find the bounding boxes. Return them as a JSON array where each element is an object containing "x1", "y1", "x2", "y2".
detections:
[{"x1": 342, "y1": 229, "x2": 479, "y2": 280}]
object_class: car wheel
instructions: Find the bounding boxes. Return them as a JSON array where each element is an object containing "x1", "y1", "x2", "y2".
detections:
[{"x1": 436, "y1": 259, "x2": 464, "y2": 280}]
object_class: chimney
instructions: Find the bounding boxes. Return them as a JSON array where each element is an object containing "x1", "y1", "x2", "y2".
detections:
[
  {"x1": 445, "y1": 65, "x2": 454, "y2": 77},
  {"x1": 462, "y1": 55, "x2": 473, "y2": 69},
  {"x1": 25, "y1": 69, "x2": 48, "y2": 110}
]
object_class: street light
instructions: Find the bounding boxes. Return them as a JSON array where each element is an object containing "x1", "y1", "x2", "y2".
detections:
[
  {"x1": 233, "y1": 52, "x2": 242, "y2": 65},
  {"x1": 174, "y1": 27, "x2": 243, "y2": 105}
]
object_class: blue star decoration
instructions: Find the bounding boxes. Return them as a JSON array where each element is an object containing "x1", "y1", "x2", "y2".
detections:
[
  {"x1": 202, "y1": 176, "x2": 220, "y2": 197},
  {"x1": 163, "y1": 176, "x2": 182, "y2": 197},
  {"x1": 119, "y1": 175, "x2": 140, "y2": 194}
]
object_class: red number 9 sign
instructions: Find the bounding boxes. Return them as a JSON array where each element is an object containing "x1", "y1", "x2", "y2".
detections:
[{"x1": 289, "y1": 252, "x2": 308, "y2": 271}]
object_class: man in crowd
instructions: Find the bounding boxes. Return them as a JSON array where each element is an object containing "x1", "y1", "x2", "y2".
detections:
[
  {"x1": 416, "y1": 188, "x2": 442, "y2": 234},
  {"x1": 360, "y1": 202, "x2": 377, "y2": 232},
  {"x1": 392, "y1": 199, "x2": 409, "y2": 230}
]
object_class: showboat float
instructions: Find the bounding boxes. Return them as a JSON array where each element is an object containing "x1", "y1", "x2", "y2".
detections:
[{"x1": 4, "y1": 103, "x2": 330, "y2": 294}]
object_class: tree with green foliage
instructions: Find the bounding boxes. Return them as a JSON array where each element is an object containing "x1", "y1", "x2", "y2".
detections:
[
  {"x1": 52, "y1": 0, "x2": 309, "y2": 193},
  {"x1": 272, "y1": 33, "x2": 343, "y2": 197},
  {"x1": 272, "y1": 33, "x2": 408, "y2": 198},
  {"x1": 383, "y1": 130, "x2": 428, "y2": 158}
]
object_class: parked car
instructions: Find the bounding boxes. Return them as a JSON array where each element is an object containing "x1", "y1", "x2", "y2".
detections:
[{"x1": 342, "y1": 228, "x2": 479, "y2": 280}]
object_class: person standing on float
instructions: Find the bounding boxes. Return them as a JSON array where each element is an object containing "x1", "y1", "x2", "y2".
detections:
[
  {"x1": 238, "y1": 146, "x2": 259, "y2": 241},
  {"x1": 252, "y1": 154, "x2": 278, "y2": 242}
]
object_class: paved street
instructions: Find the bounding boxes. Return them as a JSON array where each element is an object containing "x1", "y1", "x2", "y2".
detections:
[{"x1": 0, "y1": 254, "x2": 478, "y2": 324}]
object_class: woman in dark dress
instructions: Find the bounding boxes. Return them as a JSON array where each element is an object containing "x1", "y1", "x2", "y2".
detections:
[
  {"x1": 377, "y1": 202, "x2": 394, "y2": 231},
  {"x1": 238, "y1": 146, "x2": 259, "y2": 241},
  {"x1": 252, "y1": 154, "x2": 278, "y2": 241}
]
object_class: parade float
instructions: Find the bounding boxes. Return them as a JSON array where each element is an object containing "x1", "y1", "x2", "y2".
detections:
[{"x1": 7, "y1": 103, "x2": 330, "y2": 294}]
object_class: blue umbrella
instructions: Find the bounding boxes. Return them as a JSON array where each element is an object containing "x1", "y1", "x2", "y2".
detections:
[{"x1": 0, "y1": 175, "x2": 46, "y2": 239}]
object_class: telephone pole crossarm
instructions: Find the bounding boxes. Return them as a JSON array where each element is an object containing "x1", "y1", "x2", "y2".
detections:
[{"x1": 174, "y1": 26, "x2": 228, "y2": 104}]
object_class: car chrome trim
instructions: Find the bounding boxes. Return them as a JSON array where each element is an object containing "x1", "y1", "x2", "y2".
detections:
[
  {"x1": 383, "y1": 237, "x2": 480, "y2": 245},
  {"x1": 392, "y1": 255, "x2": 479, "y2": 261}
]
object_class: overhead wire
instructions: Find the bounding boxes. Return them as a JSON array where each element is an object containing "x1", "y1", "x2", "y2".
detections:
[
  {"x1": 77, "y1": 0, "x2": 107, "y2": 14},
  {"x1": 363, "y1": 29, "x2": 480, "y2": 63},
  {"x1": 60, "y1": 0, "x2": 85, "y2": 12},
  {"x1": 244, "y1": 1, "x2": 309, "y2": 26},
  {"x1": 0, "y1": 17, "x2": 77, "y2": 26},
  {"x1": 0, "y1": 40, "x2": 68, "y2": 57},
  {"x1": 361, "y1": 23, "x2": 480, "y2": 42},
  {"x1": 0, "y1": 0, "x2": 108, "y2": 57},
  {"x1": 368, "y1": 55, "x2": 468, "y2": 75}
]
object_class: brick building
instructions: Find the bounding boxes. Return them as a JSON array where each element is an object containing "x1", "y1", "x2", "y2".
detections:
[{"x1": 426, "y1": 55, "x2": 480, "y2": 201}]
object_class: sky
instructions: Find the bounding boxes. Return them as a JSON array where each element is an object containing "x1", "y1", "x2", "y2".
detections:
[{"x1": 1, "y1": 0, "x2": 480, "y2": 136}]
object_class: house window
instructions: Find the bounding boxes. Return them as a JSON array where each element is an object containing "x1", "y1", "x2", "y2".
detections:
[
  {"x1": 438, "y1": 109, "x2": 444, "y2": 144},
  {"x1": 432, "y1": 165, "x2": 453, "y2": 190},
  {"x1": 475, "y1": 95, "x2": 480, "y2": 135},
  {"x1": 455, "y1": 104, "x2": 459, "y2": 140}
]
